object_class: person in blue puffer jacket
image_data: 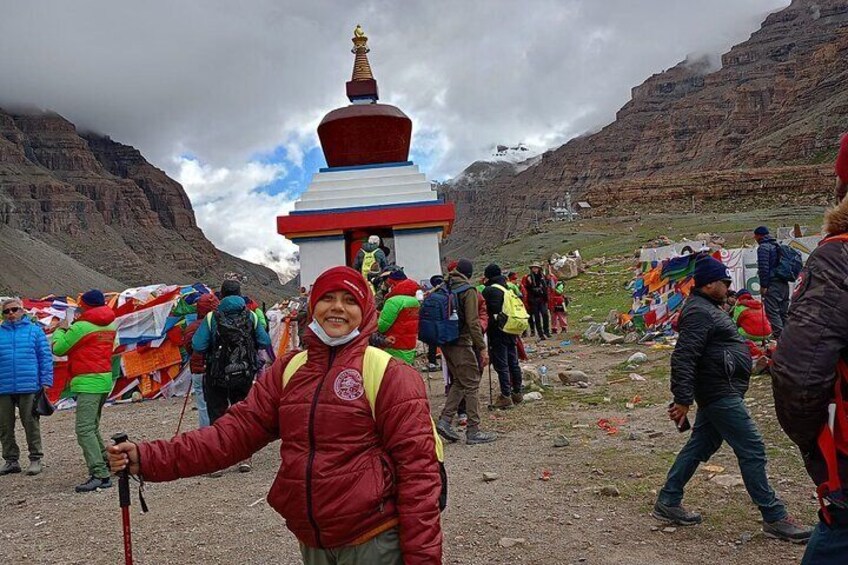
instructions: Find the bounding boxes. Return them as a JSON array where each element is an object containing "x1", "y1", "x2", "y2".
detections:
[{"x1": 0, "y1": 298, "x2": 54, "y2": 477}]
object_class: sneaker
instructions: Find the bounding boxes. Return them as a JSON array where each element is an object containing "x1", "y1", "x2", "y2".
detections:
[
  {"x1": 494, "y1": 395, "x2": 514, "y2": 410},
  {"x1": 427, "y1": 363, "x2": 440, "y2": 372},
  {"x1": 0, "y1": 460, "x2": 21, "y2": 476},
  {"x1": 651, "y1": 501, "x2": 702, "y2": 526},
  {"x1": 25, "y1": 460, "x2": 42, "y2": 476},
  {"x1": 458, "y1": 413, "x2": 468, "y2": 427},
  {"x1": 466, "y1": 430, "x2": 498, "y2": 445},
  {"x1": 511, "y1": 392, "x2": 524, "y2": 405},
  {"x1": 75, "y1": 476, "x2": 113, "y2": 493},
  {"x1": 436, "y1": 419, "x2": 461, "y2": 443},
  {"x1": 238, "y1": 459, "x2": 252, "y2": 473},
  {"x1": 763, "y1": 515, "x2": 813, "y2": 544}
]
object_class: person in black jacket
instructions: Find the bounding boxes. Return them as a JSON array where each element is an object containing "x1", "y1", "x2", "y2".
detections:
[
  {"x1": 482, "y1": 264, "x2": 523, "y2": 410},
  {"x1": 772, "y1": 192, "x2": 848, "y2": 563},
  {"x1": 653, "y1": 256, "x2": 811, "y2": 542},
  {"x1": 754, "y1": 226, "x2": 789, "y2": 338}
]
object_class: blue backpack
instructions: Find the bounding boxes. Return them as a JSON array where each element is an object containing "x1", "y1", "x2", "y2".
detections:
[
  {"x1": 418, "y1": 282, "x2": 471, "y2": 346},
  {"x1": 774, "y1": 243, "x2": 803, "y2": 282}
]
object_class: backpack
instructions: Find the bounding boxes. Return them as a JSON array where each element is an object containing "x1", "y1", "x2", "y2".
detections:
[
  {"x1": 282, "y1": 346, "x2": 448, "y2": 511},
  {"x1": 360, "y1": 249, "x2": 378, "y2": 277},
  {"x1": 491, "y1": 284, "x2": 530, "y2": 335},
  {"x1": 774, "y1": 243, "x2": 803, "y2": 282},
  {"x1": 418, "y1": 282, "x2": 471, "y2": 346},
  {"x1": 205, "y1": 309, "x2": 259, "y2": 388}
]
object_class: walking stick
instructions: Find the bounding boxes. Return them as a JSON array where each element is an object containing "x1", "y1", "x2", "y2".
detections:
[
  {"x1": 112, "y1": 433, "x2": 134, "y2": 565},
  {"x1": 487, "y1": 357, "x2": 494, "y2": 410},
  {"x1": 174, "y1": 386, "x2": 191, "y2": 438}
]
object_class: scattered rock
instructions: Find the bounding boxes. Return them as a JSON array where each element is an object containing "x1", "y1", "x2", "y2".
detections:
[
  {"x1": 628, "y1": 373, "x2": 646, "y2": 381},
  {"x1": 627, "y1": 432, "x2": 642, "y2": 441},
  {"x1": 739, "y1": 532, "x2": 753, "y2": 544},
  {"x1": 498, "y1": 537, "x2": 526, "y2": 548},
  {"x1": 711, "y1": 473, "x2": 745, "y2": 488},
  {"x1": 605, "y1": 309, "x2": 620, "y2": 326},
  {"x1": 553, "y1": 435, "x2": 570, "y2": 448},
  {"x1": 650, "y1": 526, "x2": 659, "y2": 532},
  {"x1": 600, "y1": 330, "x2": 625, "y2": 345},
  {"x1": 482, "y1": 472, "x2": 500, "y2": 482},
  {"x1": 599, "y1": 485, "x2": 620, "y2": 497},
  {"x1": 647, "y1": 431, "x2": 664, "y2": 439},
  {"x1": 581, "y1": 315, "x2": 594, "y2": 322},
  {"x1": 662, "y1": 527, "x2": 677, "y2": 533},
  {"x1": 576, "y1": 381, "x2": 590, "y2": 389},
  {"x1": 524, "y1": 391, "x2": 543, "y2": 402},
  {"x1": 559, "y1": 370, "x2": 589, "y2": 384},
  {"x1": 627, "y1": 352, "x2": 648, "y2": 365},
  {"x1": 624, "y1": 332, "x2": 639, "y2": 344}
]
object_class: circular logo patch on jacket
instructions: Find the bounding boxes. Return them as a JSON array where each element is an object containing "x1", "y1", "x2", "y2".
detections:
[{"x1": 334, "y1": 369, "x2": 364, "y2": 401}]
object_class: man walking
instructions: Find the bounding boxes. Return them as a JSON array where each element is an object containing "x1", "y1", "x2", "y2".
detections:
[
  {"x1": 52, "y1": 289, "x2": 116, "y2": 492},
  {"x1": 522, "y1": 263, "x2": 551, "y2": 340},
  {"x1": 352, "y1": 235, "x2": 388, "y2": 277},
  {"x1": 192, "y1": 280, "x2": 271, "y2": 472},
  {"x1": 771, "y1": 175, "x2": 848, "y2": 562},
  {"x1": 652, "y1": 256, "x2": 811, "y2": 542},
  {"x1": 436, "y1": 259, "x2": 497, "y2": 445},
  {"x1": 754, "y1": 226, "x2": 789, "y2": 339},
  {"x1": 482, "y1": 264, "x2": 523, "y2": 410}
]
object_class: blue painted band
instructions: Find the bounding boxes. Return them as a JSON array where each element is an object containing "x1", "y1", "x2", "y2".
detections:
[
  {"x1": 319, "y1": 161, "x2": 413, "y2": 173},
  {"x1": 393, "y1": 226, "x2": 444, "y2": 235}
]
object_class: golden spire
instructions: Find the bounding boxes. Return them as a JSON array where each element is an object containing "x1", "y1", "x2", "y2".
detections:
[{"x1": 351, "y1": 24, "x2": 374, "y2": 82}]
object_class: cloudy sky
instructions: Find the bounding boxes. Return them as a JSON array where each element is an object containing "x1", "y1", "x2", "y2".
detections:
[{"x1": 0, "y1": 0, "x2": 789, "y2": 280}]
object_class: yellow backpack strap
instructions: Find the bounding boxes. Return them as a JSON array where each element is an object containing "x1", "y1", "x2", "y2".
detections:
[
  {"x1": 282, "y1": 351, "x2": 309, "y2": 388},
  {"x1": 362, "y1": 347, "x2": 444, "y2": 463}
]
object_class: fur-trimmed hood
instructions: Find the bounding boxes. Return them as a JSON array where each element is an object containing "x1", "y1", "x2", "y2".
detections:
[{"x1": 825, "y1": 196, "x2": 848, "y2": 235}]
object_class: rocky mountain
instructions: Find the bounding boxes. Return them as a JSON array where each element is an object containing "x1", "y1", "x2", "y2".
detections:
[
  {"x1": 443, "y1": 0, "x2": 848, "y2": 257},
  {"x1": 0, "y1": 109, "x2": 285, "y2": 302}
]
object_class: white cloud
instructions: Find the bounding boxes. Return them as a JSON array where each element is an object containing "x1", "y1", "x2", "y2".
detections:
[{"x1": 174, "y1": 157, "x2": 299, "y2": 282}]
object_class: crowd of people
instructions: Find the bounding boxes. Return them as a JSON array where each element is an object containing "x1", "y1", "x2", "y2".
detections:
[{"x1": 3, "y1": 141, "x2": 848, "y2": 564}]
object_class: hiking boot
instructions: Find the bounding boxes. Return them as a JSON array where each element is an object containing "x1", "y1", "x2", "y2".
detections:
[
  {"x1": 25, "y1": 460, "x2": 42, "y2": 476},
  {"x1": 493, "y1": 395, "x2": 514, "y2": 410},
  {"x1": 651, "y1": 501, "x2": 702, "y2": 526},
  {"x1": 238, "y1": 459, "x2": 252, "y2": 473},
  {"x1": 436, "y1": 419, "x2": 461, "y2": 443},
  {"x1": 0, "y1": 460, "x2": 21, "y2": 476},
  {"x1": 458, "y1": 413, "x2": 468, "y2": 427},
  {"x1": 511, "y1": 392, "x2": 524, "y2": 405},
  {"x1": 466, "y1": 430, "x2": 498, "y2": 445},
  {"x1": 763, "y1": 515, "x2": 813, "y2": 543},
  {"x1": 75, "y1": 476, "x2": 112, "y2": 493}
]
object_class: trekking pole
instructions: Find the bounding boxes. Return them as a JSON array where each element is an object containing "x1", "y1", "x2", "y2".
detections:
[
  {"x1": 174, "y1": 387, "x2": 191, "y2": 438},
  {"x1": 487, "y1": 358, "x2": 494, "y2": 410},
  {"x1": 112, "y1": 433, "x2": 134, "y2": 565}
]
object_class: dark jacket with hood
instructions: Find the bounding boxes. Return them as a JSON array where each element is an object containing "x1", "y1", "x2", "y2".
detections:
[
  {"x1": 352, "y1": 242, "x2": 387, "y2": 275},
  {"x1": 482, "y1": 275, "x2": 516, "y2": 345},
  {"x1": 756, "y1": 235, "x2": 781, "y2": 288},
  {"x1": 670, "y1": 289, "x2": 752, "y2": 407},
  {"x1": 772, "y1": 197, "x2": 848, "y2": 488},
  {"x1": 448, "y1": 270, "x2": 486, "y2": 353}
]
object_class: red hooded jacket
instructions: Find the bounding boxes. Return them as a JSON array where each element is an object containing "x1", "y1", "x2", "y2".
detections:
[
  {"x1": 182, "y1": 294, "x2": 220, "y2": 374},
  {"x1": 383, "y1": 278, "x2": 421, "y2": 351},
  {"x1": 137, "y1": 273, "x2": 442, "y2": 563}
]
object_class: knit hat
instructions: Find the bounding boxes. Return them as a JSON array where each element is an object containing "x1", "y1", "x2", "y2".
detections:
[
  {"x1": 455, "y1": 258, "x2": 473, "y2": 278},
  {"x1": 81, "y1": 289, "x2": 106, "y2": 308},
  {"x1": 388, "y1": 269, "x2": 407, "y2": 281},
  {"x1": 736, "y1": 288, "x2": 752, "y2": 299},
  {"x1": 221, "y1": 279, "x2": 241, "y2": 297},
  {"x1": 754, "y1": 226, "x2": 770, "y2": 236},
  {"x1": 484, "y1": 263, "x2": 502, "y2": 280},
  {"x1": 368, "y1": 235, "x2": 380, "y2": 245},
  {"x1": 429, "y1": 275, "x2": 444, "y2": 287},
  {"x1": 309, "y1": 266, "x2": 372, "y2": 316},
  {"x1": 694, "y1": 256, "x2": 732, "y2": 288}
]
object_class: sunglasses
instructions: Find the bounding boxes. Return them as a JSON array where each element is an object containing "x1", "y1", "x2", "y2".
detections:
[{"x1": 2, "y1": 307, "x2": 21, "y2": 315}]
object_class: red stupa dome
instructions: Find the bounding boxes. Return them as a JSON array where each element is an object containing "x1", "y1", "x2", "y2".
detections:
[{"x1": 317, "y1": 26, "x2": 412, "y2": 168}]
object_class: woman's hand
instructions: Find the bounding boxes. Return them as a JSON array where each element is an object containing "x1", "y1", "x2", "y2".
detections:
[{"x1": 108, "y1": 442, "x2": 140, "y2": 475}]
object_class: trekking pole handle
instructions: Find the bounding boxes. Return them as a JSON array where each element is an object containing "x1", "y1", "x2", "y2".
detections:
[{"x1": 112, "y1": 432, "x2": 132, "y2": 509}]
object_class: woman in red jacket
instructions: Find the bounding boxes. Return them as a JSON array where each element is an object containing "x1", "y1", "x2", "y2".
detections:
[{"x1": 108, "y1": 266, "x2": 443, "y2": 564}]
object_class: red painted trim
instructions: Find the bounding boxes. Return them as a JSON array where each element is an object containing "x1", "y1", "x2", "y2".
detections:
[{"x1": 278, "y1": 202, "x2": 455, "y2": 237}]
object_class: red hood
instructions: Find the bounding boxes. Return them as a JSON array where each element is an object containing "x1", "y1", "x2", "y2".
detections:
[
  {"x1": 197, "y1": 294, "x2": 220, "y2": 318},
  {"x1": 387, "y1": 278, "x2": 420, "y2": 298},
  {"x1": 737, "y1": 296, "x2": 763, "y2": 310},
  {"x1": 303, "y1": 273, "x2": 378, "y2": 359},
  {"x1": 79, "y1": 305, "x2": 116, "y2": 326}
]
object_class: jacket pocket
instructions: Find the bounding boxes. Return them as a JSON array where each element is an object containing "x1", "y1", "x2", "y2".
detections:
[{"x1": 378, "y1": 453, "x2": 396, "y2": 500}]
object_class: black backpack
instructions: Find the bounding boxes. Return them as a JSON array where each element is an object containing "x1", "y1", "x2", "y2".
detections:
[{"x1": 206, "y1": 309, "x2": 259, "y2": 388}]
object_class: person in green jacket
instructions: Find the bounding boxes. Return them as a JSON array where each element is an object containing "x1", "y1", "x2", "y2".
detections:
[
  {"x1": 377, "y1": 272, "x2": 421, "y2": 364},
  {"x1": 52, "y1": 289, "x2": 117, "y2": 493}
]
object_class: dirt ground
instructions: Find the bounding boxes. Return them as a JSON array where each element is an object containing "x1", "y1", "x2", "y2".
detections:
[{"x1": 0, "y1": 341, "x2": 816, "y2": 565}]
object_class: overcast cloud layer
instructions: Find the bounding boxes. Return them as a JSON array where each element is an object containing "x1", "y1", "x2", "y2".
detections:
[{"x1": 0, "y1": 0, "x2": 790, "y2": 279}]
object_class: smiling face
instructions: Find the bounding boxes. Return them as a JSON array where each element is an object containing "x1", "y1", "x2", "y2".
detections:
[{"x1": 313, "y1": 290, "x2": 363, "y2": 338}]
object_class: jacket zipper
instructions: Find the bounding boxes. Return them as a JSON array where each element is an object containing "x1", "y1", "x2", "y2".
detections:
[{"x1": 305, "y1": 348, "x2": 336, "y2": 549}]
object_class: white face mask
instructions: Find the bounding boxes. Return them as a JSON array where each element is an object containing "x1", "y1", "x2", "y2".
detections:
[{"x1": 309, "y1": 320, "x2": 360, "y2": 347}]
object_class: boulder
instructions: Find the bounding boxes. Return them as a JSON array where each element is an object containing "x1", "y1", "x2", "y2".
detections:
[
  {"x1": 559, "y1": 370, "x2": 589, "y2": 384},
  {"x1": 627, "y1": 352, "x2": 648, "y2": 365},
  {"x1": 524, "y1": 391, "x2": 543, "y2": 402}
]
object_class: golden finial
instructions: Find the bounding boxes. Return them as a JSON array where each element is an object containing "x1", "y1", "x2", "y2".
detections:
[{"x1": 354, "y1": 24, "x2": 366, "y2": 38}]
